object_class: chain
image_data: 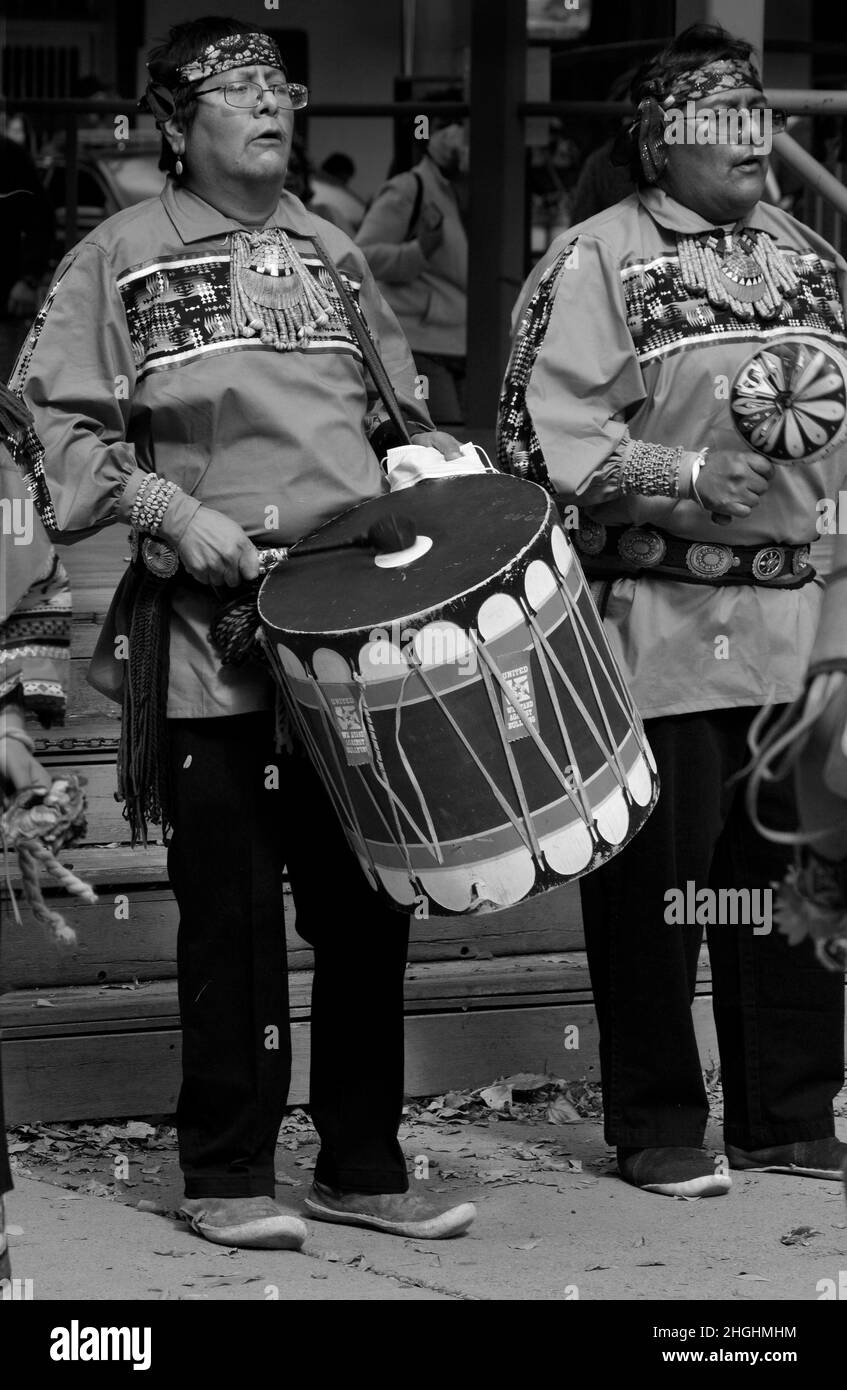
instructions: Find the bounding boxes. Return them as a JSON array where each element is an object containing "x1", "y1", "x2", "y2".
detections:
[{"x1": 35, "y1": 736, "x2": 119, "y2": 752}]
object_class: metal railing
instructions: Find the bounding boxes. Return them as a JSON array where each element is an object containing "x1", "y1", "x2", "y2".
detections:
[{"x1": 10, "y1": 89, "x2": 846, "y2": 256}]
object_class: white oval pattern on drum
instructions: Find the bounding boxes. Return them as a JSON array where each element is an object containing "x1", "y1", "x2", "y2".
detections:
[
  {"x1": 627, "y1": 752, "x2": 654, "y2": 807},
  {"x1": 274, "y1": 643, "x2": 307, "y2": 680},
  {"x1": 312, "y1": 647, "x2": 352, "y2": 683},
  {"x1": 551, "y1": 525, "x2": 574, "y2": 577},
  {"x1": 595, "y1": 786, "x2": 630, "y2": 845},
  {"x1": 476, "y1": 591, "x2": 526, "y2": 643},
  {"x1": 411, "y1": 621, "x2": 474, "y2": 671},
  {"x1": 358, "y1": 634, "x2": 410, "y2": 682},
  {"x1": 524, "y1": 559, "x2": 559, "y2": 612},
  {"x1": 540, "y1": 820, "x2": 594, "y2": 875},
  {"x1": 419, "y1": 847, "x2": 536, "y2": 913}
]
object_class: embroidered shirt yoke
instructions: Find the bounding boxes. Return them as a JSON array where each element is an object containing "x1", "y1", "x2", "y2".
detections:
[{"x1": 10, "y1": 181, "x2": 432, "y2": 718}]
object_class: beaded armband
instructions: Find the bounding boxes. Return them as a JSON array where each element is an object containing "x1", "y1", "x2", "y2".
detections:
[
  {"x1": 129, "y1": 475, "x2": 180, "y2": 537},
  {"x1": 621, "y1": 440, "x2": 685, "y2": 498}
]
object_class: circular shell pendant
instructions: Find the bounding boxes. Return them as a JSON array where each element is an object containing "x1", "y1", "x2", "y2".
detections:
[{"x1": 730, "y1": 338, "x2": 847, "y2": 463}]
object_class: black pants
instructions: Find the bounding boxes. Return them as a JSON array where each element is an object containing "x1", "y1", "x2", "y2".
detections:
[
  {"x1": 579, "y1": 707, "x2": 845, "y2": 1151},
  {"x1": 166, "y1": 713, "x2": 410, "y2": 1198}
]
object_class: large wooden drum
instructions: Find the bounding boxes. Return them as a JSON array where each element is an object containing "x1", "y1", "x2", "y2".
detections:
[{"x1": 258, "y1": 474, "x2": 658, "y2": 915}]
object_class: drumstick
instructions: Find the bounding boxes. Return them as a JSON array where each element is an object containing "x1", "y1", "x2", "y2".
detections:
[{"x1": 290, "y1": 513, "x2": 417, "y2": 558}]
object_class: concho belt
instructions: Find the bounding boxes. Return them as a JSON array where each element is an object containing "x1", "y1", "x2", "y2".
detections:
[{"x1": 572, "y1": 520, "x2": 815, "y2": 589}]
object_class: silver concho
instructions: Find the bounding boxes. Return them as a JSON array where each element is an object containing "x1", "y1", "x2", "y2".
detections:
[
  {"x1": 617, "y1": 527, "x2": 667, "y2": 567},
  {"x1": 686, "y1": 542, "x2": 734, "y2": 579},
  {"x1": 141, "y1": 536, "x2": 179, "y2": 579},
  {"x1": 575, "y1": 517, "x2": 607, "y2": 556},
  {"x1": 792, "y1": 545, "x2": 811, "y2": 575},
  {"x1": 751, "y1": 546, "x2": 785, "y2": 581}
]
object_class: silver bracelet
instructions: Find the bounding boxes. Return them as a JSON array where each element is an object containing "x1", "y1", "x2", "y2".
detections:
[
  {"x1": 621, "y1": 441, "x2": 685, "y2": 498},
  {"x1": 130, "y1": 475, "x2": 180, "y2": 537}
]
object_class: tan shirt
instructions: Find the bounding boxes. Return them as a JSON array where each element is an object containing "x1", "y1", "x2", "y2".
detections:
[
  {"x1": 11, "y1": 180, "x2": 432, "y2": 718},
  {"x1": 517, "y1": 187, "x2": 847, "y2": 718}
]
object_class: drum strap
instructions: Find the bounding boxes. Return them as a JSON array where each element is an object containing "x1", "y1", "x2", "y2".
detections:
[{"x1": 309, "y1": 233, "x2": 413, "y2": 450}]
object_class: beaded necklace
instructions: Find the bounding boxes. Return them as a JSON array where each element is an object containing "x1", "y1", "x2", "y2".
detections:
[
  {"x1": 229, "y1": 227, "x2": 334, "y2": 349},
  {"x1": 676, "y1": 227, "x2": 799, "y2": 322}
]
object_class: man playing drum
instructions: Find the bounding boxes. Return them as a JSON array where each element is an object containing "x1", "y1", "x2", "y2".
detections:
[
  {"x1": 502, "y1": 23, "x2": 847, "y2": 1198},
  {"x1": 9, "y1": 16, "x2": 475, "y2": 1249}
]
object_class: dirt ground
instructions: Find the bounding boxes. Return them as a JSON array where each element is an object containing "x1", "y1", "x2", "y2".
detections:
[{"x1": 6, "y1": 1072, "x2": 847, "y2": 1302}]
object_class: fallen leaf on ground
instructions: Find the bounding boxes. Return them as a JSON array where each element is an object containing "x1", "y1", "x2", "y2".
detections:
[
  {"x1": 478, "y1": 1082, "x2": 512, "y2": 1112},
  {"x1": 123, "y1": 1121, "x2": 156, "y2": 1140},
  {"x1": 35, "y1": 998, "x2": 56, "y2": 1008},
  {"x1": 737, "y1": 1273, "x2": 771, "y2": 1281},
  {"x1": 502, "y1": 1072, "x2": 555, "y2": 1093},
  {"x1": 508, "y1": 1240, "x2": 540, "y2": 1251},
  {"x1": 475, "y1": 1165, "x2": 520, "y2": 1183},
  {"x1": 274, "y1": 1174, "x2": 299, "y2": 1187},
  {"x1": 443, "y1": 1090, "x2": 475, "y2": 1109},
  {"x1": 586, "y1": 1263, "x2": 612, "y2": 1271},
  {"x1": 546, "y1": 1096, "x2": 581, "y2": 1124},
  {"x1": 780, "y1": 1226, "x2": 821, "y2": 1247}
]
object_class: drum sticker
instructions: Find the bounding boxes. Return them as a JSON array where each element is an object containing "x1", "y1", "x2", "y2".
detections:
[
  {"x1": 324, "y1": 684, "x2": 373, "y2": 765},
  {"x1": 495, "y1": 654, "x2": 539, "y2": 743}
]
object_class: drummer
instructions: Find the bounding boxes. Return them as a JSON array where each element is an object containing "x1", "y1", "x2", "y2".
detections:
[
  {"x1": 503, "y1": 23, "x2": 847, "y2": 1197},
  {"x1": 9, "y1": 16, "x2": 475, "y2": 1248}
]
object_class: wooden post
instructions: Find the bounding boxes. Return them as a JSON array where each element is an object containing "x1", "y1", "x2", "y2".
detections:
[{"x1": 465, "y1": 0, "x2": 527, "y2": 441}]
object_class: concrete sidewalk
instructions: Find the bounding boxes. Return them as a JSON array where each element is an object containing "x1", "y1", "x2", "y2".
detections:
[{"x1": 6, "y1": 1115, "x2": 847, "y2": 1301}]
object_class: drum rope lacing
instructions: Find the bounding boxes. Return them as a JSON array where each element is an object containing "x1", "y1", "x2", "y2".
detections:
[
  {"x1": 399, "y1": 655, "x2": 541, "y2": 858},
  {"x1": 310, "y1": 683, "x2": 407, "y2": 873},
  {"x1": 524, "y1": 604, "x2": 633, "y2": 794},
  {"x1": 263, "y1": 637, "x2": 383, "y2": 882},
  {"x1": 474, "y1": 654, "x2": 546, "y2": 862}
]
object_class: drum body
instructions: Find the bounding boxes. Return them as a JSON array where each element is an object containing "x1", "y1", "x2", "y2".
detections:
[{"x1": 258, "y1": 475, "x2": 658, "y2": 915}]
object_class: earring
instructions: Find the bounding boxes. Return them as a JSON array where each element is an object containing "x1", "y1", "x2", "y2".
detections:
[{"x1": 175, "y1": 154, "x2": 184, "y2": 177}]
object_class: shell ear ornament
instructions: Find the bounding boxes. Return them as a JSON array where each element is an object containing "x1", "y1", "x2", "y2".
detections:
[
  {"x1": 140, "y1": 81, "x2": 177, "y2": 123},
  {"x1": 636, "y1": 96, "x2": 668, "y2": 185},
  {"x1": 175, "y1": 154, "x2": 184, "y2": 177}
]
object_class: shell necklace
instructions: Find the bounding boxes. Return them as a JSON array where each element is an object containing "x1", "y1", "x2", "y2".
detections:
[
  {"x1": 229, "y1": 227, "x2": 334, "y2": 349},
  {"x1": 676, "y1": 227, "x2": 800, "y2": 322}
]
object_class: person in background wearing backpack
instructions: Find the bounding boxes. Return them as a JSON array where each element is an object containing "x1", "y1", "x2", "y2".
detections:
[{"x1": 356, "y1": 97, "x2": 468, "y2": 426}]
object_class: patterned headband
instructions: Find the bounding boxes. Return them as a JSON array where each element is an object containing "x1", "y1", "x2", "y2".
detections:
[
  {"x1": 653, "y1": 57, "x2": 764, "y2": 109},
  {"x1": 177, "y1": 32, "x2": 284, "y2": 85}
]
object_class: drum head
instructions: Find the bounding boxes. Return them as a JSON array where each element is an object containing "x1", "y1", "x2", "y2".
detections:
[{"x1": 259, "y1": 475, "x2": 551, "y2": 636}]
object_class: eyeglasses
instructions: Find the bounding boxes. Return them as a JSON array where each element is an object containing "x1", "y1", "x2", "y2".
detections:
[
  {"x1": 673, "y1": 107, "x2": 788, "y2": 133},
  {"x1": 194, "y1": 80, "x2": 308, "y2": 110}
]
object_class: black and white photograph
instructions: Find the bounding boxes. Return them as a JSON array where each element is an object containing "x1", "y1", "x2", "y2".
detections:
[{"x1": 1, "y1": 0, "x2": 846, "y2": 1353}]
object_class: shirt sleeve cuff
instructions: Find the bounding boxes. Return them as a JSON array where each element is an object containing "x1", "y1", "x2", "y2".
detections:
[{"x1": 115, "y1": 468, "x2": 202, "y2": 545}]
